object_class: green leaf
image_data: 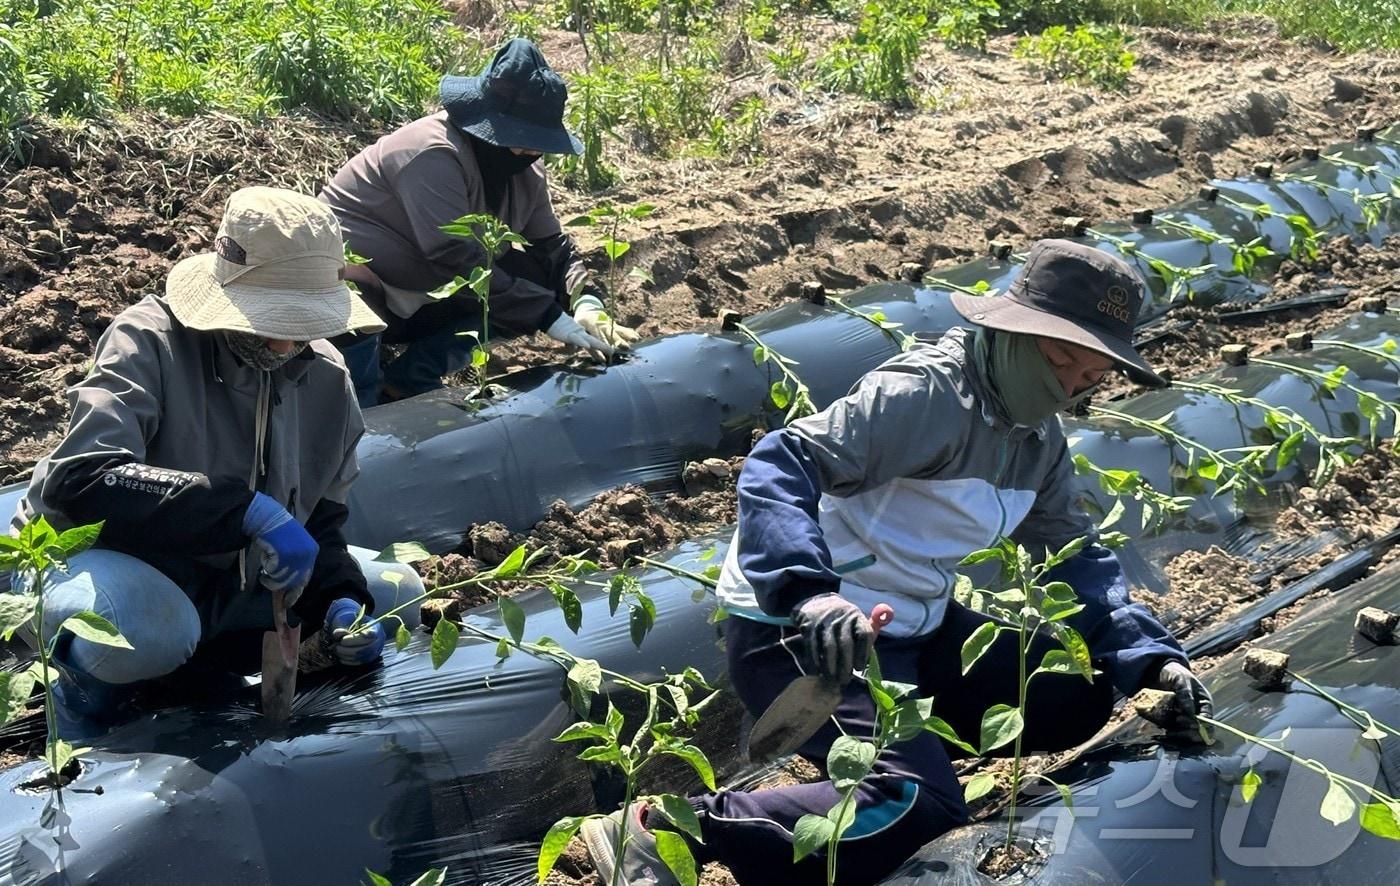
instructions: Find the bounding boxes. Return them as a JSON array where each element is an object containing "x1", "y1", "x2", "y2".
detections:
[
  {"x1": 960, "y1": 621, "x2": 1000, "y2": 676},
  {"x1": 566, "y1": 658, "x2": 603, "y2": 716},
  {"x1": 958, "y1": 547, "x2": 1004, "y2": 566},
  {"x1": 495, "y1": 638, "x2": 512, "y2": 660},
  {"x1": 363, "y1": 870, "x2": 392, "y2": 886},
  {"x1": 603, "y1": 238, "x2": 631, "y2": 261},
  {"x1": 827, "y1": 735, "x2": 877, "y2": 791},
  {"x1": 374, "y1": 544, "x2": 426, "y2": 572},
  {"x1": 1, "y1": 670, "x2": 37, "y2": 725},
  {"x1": 1360, "y1": 801, "x2": 1400, "y2": 841},
  {"x1": 651, "y1": 793, "x2": 705, "y2": 843},
  {"x1": 0, "y1": 593, "x2": 38, "y2": 641},
  {"x1": 45, "y1": 738, "x2": 82, "y2": 776},
  {"x1": 493, "y1": 545, "x2": 529, "y2": 579},
  {"x1": 537, "y1": 815, "x2": 589, "y2": 883},
  {"x1": 430, "y1": 617, "x2": 460, "y2": 669},
  {"x1": 1099, "y1": 497, "x2": 1126, "y2": 532},
  {"x1": 608, "y1": 575, "x2": 626, "y2": 616},
  {"x1": 769, "y1": 381, "x2": 792, "y2": 410},
  {"x1": 60, "y1": 611, "x2": 132, "y2": 649},
  {"x1": 1241, "y1": 767, "x2": 1261, "y2": 803},
  {"x1": 924, "y1": 715, "x2": 976, "y2": 754},
  {"x1": 407, "y1": 870, "x2": 446, "y2": 886},
  {"x1": 1038, "y1": 775, "x2": 1075, "y2": 812},
  {"x1": 550, "y1": 583, "x2": 583, "y2": 633},
  {"x1": 979, "y1": 704, "x2": 1025, "y2": 754},
  {"x1": 655, "y1": 831, "x2": 697, "y2": 886},
  {"x1": 752, "y1": 344, "x2": 768, "y2": 366},
  {"x1": 1050, "y1": 535, "x2": 1088, "y2": 566},
  {"x1": 565, "y1": 214, "x2": 597, "y2": 227},
  {"x1": 793, "y1": 813, "x2": 834, "y2": 862},
  {"x1": 395, "y1": 623, "x2": 412, "y2": 652},
  {"x1": 1276, "y1": 430, "x2": 1305, "y2": 470},
  {"x1": 553, "y1": 720, "x2": 611, "y2": 742},
  {"x1": 1054, "y1": 624, "x2": 1095, "y2": 681},
  {"x1": 1319, "y1": 779, "x2": 1356, "y2": 826},
  {"x1": 629, "y1": 598, "x2": 655, "y2": 649},
  {"x1": 827, "y1": 795, "x2": 856, "y2": 837},
  {"x1": 663, "y1": 744, "x2": 716, "y2": 790},
  {"x1": 499, "y1": 597, "x2": 526, "y2": 644},
  {"x1": 964, "y1": 771, "x2": 997, "y2": 802},
  {"x1": 471, "y1": 347, "x2": 489, "y2": 369},
  {"x1": 54, "y1": 522, "x2": 103, "y2": 558},
  {"x1": 1032, "y1": 649, "x2": 1080, "y2": 679}
]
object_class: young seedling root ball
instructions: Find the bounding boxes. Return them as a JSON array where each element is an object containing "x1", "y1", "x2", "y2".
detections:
[
  {"x1": 1132, "y1": 688, "x2": 1178, "y2": 727},
  {"x1": 1355, "y1": 606, "x2": 1400, "y2": 645},
  {"x1": 1220, "y1": 344, "x2": 1250, "y2": 366},
  {"x1": 1243, "y1": 647, "x2": 1291, "y2": 689}
]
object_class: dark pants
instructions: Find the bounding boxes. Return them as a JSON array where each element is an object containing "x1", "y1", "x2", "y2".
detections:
[
  {"x1": 695, "y1": 604, "x2": 1115, "y2": 885},
  {"x1": 333, "y1": 250, "x2": 557, "y2": 407}
]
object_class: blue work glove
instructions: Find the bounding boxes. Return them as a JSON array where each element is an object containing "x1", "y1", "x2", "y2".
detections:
[
  {"x1": 791, "y1": 593, "x2": 874, "y2": 684},
  {"x1": 243, "y1": 492, "x2": 318, "y2": 606},
  {"x1": 324, "y1": 597, "x2": 386, "y2": 666}
]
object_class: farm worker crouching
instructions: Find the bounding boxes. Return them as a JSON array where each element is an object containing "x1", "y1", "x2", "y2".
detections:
[
  {"x1": 11, "y1": 187, "x2": 424, "y2": 736},
  {"x1": 582, "y1": 240, "x2": 1214, "y2": 884},
  {"x1": 320, "y1": 38, "x2": 636, "y2": 408}
]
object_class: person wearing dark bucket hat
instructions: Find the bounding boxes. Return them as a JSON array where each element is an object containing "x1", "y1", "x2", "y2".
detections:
[
  {"x1": 582, "y1": 239, "x2": 1212, "y2": 886},
  {"x1": 320, "y1": 38, "x2": 636, "y2": 408},
  {"x1": 11, "y1": 187, "x2": 424, "y2": 738}
]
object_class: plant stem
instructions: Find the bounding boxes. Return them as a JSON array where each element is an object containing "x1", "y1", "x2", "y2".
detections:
[
  {"x1": 1200, "y1": 715, "x2": 1400, "y2": 805},
  {"x1": 1287, "y1": 670, "x2": 1400, "y2": 739},
  {"x1": 33, "y1": 568, "x2": 60, "y2": 784},
  {"x1": 1005, "y1": 607, "x2": 1028, "y2": 850},
  {"x1": 609, "y1": 769, "x2": 635, "y2": 886},
  {"x1": 632, "y1": 555, "x2": 716, "y2": 588}
]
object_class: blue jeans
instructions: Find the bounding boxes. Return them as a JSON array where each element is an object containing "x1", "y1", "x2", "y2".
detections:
[{"x1": 18, "y1": 546, "x2": 424, "y2": 687}]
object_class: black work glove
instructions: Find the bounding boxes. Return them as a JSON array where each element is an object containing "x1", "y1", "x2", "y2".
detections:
[
  {"x1": 1153, "y1": 661, "x2": 1214, "y2": 737},
  {"x1": 791, "y1": 593, "x2": 874, "y2": 684}
]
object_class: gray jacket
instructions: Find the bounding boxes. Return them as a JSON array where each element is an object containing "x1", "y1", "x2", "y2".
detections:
[
  {"x1": 16, "y1": 295, "x2": 372, "y2": 624},
  {"x1": 716, "y1": 327, "x2": 1186, "y2": 693}
]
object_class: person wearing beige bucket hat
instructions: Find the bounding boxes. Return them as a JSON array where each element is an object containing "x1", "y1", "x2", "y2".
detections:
[
  {"x1": 11, "y1": 186, "x2": 421, "y2": 737},
  {"x1": 319, "y1": 38, "x2": 637, "y2": 408},
  {"x1": 583, "y1": 239, "x2": 1211, "y2": 886}
]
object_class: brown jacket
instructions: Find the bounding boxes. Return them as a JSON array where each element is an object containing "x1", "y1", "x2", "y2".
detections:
[{"x1": 319, "y1": 111, "x2": 586, "y2": 333}]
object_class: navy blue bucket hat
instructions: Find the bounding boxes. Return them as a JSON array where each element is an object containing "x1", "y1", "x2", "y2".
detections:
[{"x1": 440, "y1": 38, "x2": 583, "y2": 155}]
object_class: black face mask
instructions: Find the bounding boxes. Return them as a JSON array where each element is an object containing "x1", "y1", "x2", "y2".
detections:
[{"x1": 469, "y1": 136, "x2": 539, "y2": 209}]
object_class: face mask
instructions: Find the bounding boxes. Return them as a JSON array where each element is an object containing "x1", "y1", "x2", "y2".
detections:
[
  {"x1": 469, "y1": 136, "x2": 540, "y2": 207},
  {"x1": 978, "y1": 329, "x2": 1097, "y2": 427},
  {"x1": 224, "y1": 331, "x2": 306, "y2": 372}
]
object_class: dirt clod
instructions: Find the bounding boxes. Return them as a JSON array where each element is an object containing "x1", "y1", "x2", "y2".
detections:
[
  {"x1": 1243, "y1": 647, "x2": 1291, "y2": 689},
  {"x1": 1355, "y1": 606, "x2": 1400, "y2": 645}
]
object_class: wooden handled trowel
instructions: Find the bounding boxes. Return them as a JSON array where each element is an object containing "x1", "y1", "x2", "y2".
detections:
[
  {"x1": 747, "y1": 603, "x2": 894, "y2": 763},
  {"x1": 261, "y1": 590, "x2": 300, "y2": 725}
]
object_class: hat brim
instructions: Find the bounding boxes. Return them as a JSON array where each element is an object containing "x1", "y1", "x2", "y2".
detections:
[
  {"x1": 441, "y1": 75, "x2": 584, "y2": 155},
  {"x1": 950, "y1": 290, "x2": 1165, "y2": 388},
  {"x1": 165, "y1": 253, "x2": 387, "y2": 340}
]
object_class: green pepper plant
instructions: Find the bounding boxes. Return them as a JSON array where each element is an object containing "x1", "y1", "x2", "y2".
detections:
[
  {"x1": 735, "y1": 321, "x2": 817, "y2": 423},
  {"x1": 953, "y1": 535, "x2": 1103, "y2": 854},
  {"x1": 436, "y1": 214, "x2": 530, "y2": 395},
  {"x1": 1, "y1": 517, "x2": 129, "y2": 787}
]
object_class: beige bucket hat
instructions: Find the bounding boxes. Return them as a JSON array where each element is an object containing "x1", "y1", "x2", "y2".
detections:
[{"x1": 166, "y1": 186, "x2": 385, "y2": 339}]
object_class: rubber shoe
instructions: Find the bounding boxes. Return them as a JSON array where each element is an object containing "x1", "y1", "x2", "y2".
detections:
[{"x1": 580, "y1": 803, "x2": 680, "y2": 886}]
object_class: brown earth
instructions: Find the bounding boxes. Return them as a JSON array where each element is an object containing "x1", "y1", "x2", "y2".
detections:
[{"x1": 3, "y1": 19, "x2": 1400, "y2": 484}]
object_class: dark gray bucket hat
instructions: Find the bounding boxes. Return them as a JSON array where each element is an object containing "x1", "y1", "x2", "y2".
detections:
[
  {"x1": 440, "y1": 38, "x2": 583, "y2": 155},
  {"x1": 950, "y1": 239, "x2": 1165, "y2": 387}
]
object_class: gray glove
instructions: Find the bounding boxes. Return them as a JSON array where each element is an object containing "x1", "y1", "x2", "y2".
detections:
[
  {"x1": 792, "y1": 593, "x2": 873, "y2": 683},
  {"x1": 545, "y1": 312, "x2": 613, "y2": 363},
  {"x1": 1154, "y1": 661, "x2": 1214, "y2": 733}
]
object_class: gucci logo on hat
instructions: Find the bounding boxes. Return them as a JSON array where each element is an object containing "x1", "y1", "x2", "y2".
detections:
[
  {"x1": 1106, "y1": 285, "x2": 1129, "y2": 305},
  {"x1": 215, "y1": 235, "x2": 247, "y2": 265}
]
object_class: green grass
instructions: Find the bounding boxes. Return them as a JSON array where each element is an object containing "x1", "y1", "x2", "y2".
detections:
[{"x1": 1216, "y1": 0, "x2": 1400, "y2": 51}]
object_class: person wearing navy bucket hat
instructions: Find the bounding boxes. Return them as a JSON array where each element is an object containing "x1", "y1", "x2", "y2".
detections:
[
  {"x1": 320, "y1": 38, "x2": 637, "y2": 407},
  {"x1": 581, "y1": 239, "x2": 1212, "y2": 886}
]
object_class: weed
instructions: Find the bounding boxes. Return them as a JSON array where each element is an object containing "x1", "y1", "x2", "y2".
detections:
[
  {"x1": 766, "y1": 38, "x2": 811, "y2": 81},
  {"x1": 436, "y1": 213, "x2": 530, "y2": 396},
  {"x1": 0, "y1": 25, "x2": 34, "y2": 163},
  {"x1": 1, "y1": 517, "x2": 128, "y2": 787},
  {"x1": 1014, "y1": 24, "x2": 1135, "y2": 90},
  {"x1": 934, "y1": 0, "x2": 1000, "y2": 52},
  {"x1": 817, "y1": 0, "x2": 930, "y2": 104}
]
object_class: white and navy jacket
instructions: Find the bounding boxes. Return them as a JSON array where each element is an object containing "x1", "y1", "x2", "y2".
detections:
[{"x1": 716, "y1": 327, "x2": 1187, "y2": 694}]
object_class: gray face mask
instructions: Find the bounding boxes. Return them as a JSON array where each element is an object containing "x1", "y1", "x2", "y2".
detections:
[
  {"x1": 978, "y1": 329, "x2": 1098, "y2": 427},
  {"x1": 223, "y1": 331, "x2": 307, "y2": 372}
]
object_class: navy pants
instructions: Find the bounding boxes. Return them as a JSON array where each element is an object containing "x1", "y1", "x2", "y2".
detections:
[{"x1": 695, "y1": 605, "x2": 1115, "y2": 885}]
